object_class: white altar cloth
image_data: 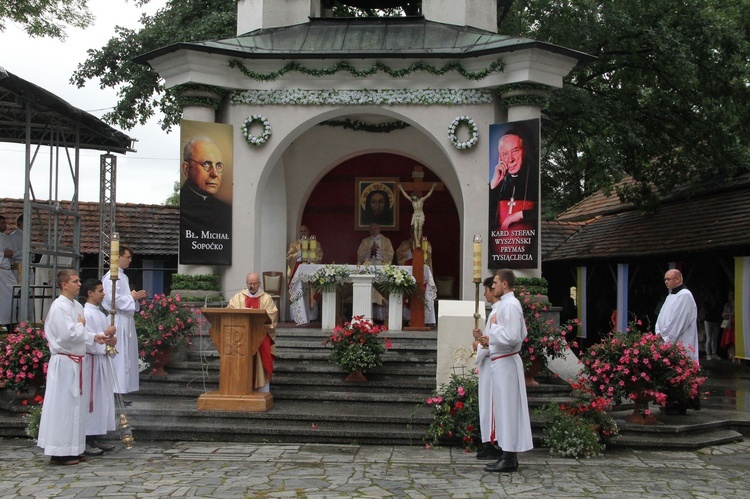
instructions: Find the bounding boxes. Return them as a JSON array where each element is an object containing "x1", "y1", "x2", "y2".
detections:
[{"x1": 289, "y1": 264, "x2": 436, "y2": 326}]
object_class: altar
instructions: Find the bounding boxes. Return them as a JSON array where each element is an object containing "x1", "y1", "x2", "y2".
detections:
[{"x1": 289, "y1": 264, "x2": 437, "y2": 327}]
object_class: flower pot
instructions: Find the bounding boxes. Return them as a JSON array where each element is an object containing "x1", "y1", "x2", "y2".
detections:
[
  {"x1": 149, "y1": 348, "x2": 172, "y2": 377},
  {"x1": 344, "y1": 370, "x2": 368, "y2": 382},
  {"x1": 624, "y1": 398, "x2": 660, "y2": 425},
  {"x1": 524, "y1": 356, "x2": 542, "y2": 387}
]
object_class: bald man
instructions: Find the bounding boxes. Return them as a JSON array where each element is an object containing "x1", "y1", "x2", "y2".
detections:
[
  {"x1": 655, "y1": 268, "x2": 699, "y2": 415},
  {"x1": 227, "y1": 273, "x2": 278, "y2": 392}
]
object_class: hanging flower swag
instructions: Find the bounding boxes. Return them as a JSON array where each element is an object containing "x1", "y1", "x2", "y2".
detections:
[
  {"x1": 242, "y1": 115, "x2": 272, "y2": 146},
  {"x1": 449, "y1": 116, "x2": 479, "y2": 150}
]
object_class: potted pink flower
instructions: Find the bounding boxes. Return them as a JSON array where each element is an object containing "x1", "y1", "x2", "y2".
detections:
[{"x1": 0, "y1": 322, "x2": 49, "y2": 398}]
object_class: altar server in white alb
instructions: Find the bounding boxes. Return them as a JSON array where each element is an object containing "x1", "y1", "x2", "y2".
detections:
[
  {"x1": 82, "y1": 278, "x2": 118, "y2": 455},
  {"x1": 102, "y1": 244, "x2": 146, "y2": 396},
  {"x1": 473, "y1": 276, "x2": 502, "y2": 460},
  {"x1": 37, "y1": 270, "x2": 114, "y2": 465},
  {"x1": 483, "y1": 269, "x2": 533, "y2": 473}
]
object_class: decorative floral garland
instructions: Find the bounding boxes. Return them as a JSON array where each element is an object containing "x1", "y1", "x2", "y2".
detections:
[
  {"x1": 231, "y1": 89, "x2": 494, "y2": 106},
  {"x1": 320, "y1": 119, "x2": 410, "y2": 133},
  {"x1": 241, "y1": 115, "x2": 272, "y2": 146},
  {"x1": 448, "y1": 116, "x2": 479, "y2": 150},
  {"x1": 229, "y1": 58, "x2": 504, "y2": 82}
]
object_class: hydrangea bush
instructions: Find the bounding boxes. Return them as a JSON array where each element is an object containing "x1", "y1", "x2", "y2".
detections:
[{"x1": 0, "y1": 322, "x2": 49, "y2": 394}]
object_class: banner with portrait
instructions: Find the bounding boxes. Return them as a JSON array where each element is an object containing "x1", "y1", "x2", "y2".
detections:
[
  {"x1": 487, "y1": 119, "x2": 540, "y2": 269},
  {"x1": 179, "y1": 120, "x2": 233, "y2": 265}
]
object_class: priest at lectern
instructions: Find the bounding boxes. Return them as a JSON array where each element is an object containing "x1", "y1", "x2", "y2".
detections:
[{"x1": 227, "y1": 272, "x2": 278, "y2": 392}]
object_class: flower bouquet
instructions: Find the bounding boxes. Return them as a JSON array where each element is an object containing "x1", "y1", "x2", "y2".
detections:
[
  {"x1": 517, "y1": 290, "x2": 572, "y2": 374},
  {"x1": 423, "y1": 370, "x2": 480, "y2": 451},
  {"x1": 0, "y1": 322, "x2": 49, "y2": 397},
  {"x1": 303, "y1": 264, "x2": 351, "y2": 293},
  {"x1": 135, "y1": 294, "x2": 199, "y2": 372},
  {"x1": 374, "y1": 264, "x2": 419, "y2": 298},
  {"x1": 578, "y1": 326, "x2": 705, "y2": 418},
  {"x1": 323, "y1": 316, "x2": 391, "y2": 378}
]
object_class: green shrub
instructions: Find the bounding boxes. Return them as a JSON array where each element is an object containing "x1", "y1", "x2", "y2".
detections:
[{"x1": 171, "y1": 274, "x2": 220, "y2": 291}]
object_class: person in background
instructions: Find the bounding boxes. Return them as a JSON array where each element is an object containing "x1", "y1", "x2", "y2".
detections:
[
  {"x1": 720, "y1": 291, "x2": 736, "y2": 362},
  {"x1": 0, "y1": 215, "x2": 15, "y2": 332},
  {"x1": 102, "y1": 244, "x2": 146, "y2": 402},
  {"x1": 655, "y1": 268, "x2": 699, "y2": 415},
  {"x1": 357, "y1": 223, "x2": 394, "y2": 265},
  {"x1": 703, "y1": 297, "x2": 722, "y2": 361}
]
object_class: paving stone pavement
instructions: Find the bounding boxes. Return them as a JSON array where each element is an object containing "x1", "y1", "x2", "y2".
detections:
[{"x1": 1, "y1": 438, "x2": 749, "y2": 498}]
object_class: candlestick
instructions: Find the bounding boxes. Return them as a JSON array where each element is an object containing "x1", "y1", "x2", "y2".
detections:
[
  {"x1": 472, "y1": 234, "x2": 482, "y2": 281},
  {"x1": 421, "y1": 236, "x2": 428, "y2": 252},
  {"x1": 301, "y1": 235, "x2": 309, "y2": 263},
  {"x1": 110, "y1": 232, "x2": 120, "y2": 280},
  {"x1": 309, "y1": 235, "x2": 317, "y2": 263}
]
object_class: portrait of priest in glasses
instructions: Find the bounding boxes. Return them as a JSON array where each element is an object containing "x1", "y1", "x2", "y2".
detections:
[{"x1": 180, "y1": 136, "x2": 233, "y2": 264}]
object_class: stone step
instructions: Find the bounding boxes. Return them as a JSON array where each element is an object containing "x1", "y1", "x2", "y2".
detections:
[{"x1": 609, "y1": 428, "x2": 744, "y2": 449}]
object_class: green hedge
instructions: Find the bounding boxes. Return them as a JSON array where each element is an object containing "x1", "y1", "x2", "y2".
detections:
[{"x1": 171, "y1": 274, "x2": 221, "y2": 291}]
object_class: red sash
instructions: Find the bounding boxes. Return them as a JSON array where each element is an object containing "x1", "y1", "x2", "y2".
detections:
[{"x1": 60, "y1": 353, "x2": 84, "y2": 395}]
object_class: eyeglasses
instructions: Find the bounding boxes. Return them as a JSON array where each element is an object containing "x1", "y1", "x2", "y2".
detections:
[{"x1": 187, "y1": 158, "x2": 224, "y2": 173}]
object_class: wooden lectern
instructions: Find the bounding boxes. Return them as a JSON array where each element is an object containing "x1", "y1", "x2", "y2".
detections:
[{"x1": 197, "y1": 308, "x2": 274, "y2": 412}]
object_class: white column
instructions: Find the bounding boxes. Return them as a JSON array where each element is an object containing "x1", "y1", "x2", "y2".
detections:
[
  {"x1": 350, "y1": 274, "x2": 375, "y2": 321},
  {"x1": 388, "y1": 291, "x2": 403, "y2": 331},
  {"x1": 321, "y1": 289, "x2": 337, "y2": 330}
]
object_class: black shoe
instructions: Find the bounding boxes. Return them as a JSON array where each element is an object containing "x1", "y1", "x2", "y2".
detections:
[
  {"x1": 123, "y1": 399, "x2": 133, "y2": 406},
  {"x1": 90, "y1": 439, "x2": 115, "y2": 451},
  {"x1": 50, "y1": 456, "x2": 79, "y2": 465},
  {"x1": 484, "y1": 453, "x2": 518, "y2": 473},
  {"x1": 476, "y1": 444, "x2": 503, "y2": 460}
]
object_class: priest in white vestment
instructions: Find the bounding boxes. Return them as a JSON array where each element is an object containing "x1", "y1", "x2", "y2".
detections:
[
  {"x1": 102, "y1": 245, "x2": 146, "y2": 395},
  {"x1": 655, "y1": 268, "x2": 699, "y2": 362},
  {"x1": 227, "y1": 272, "x2": 278, "y2": 391},
  {"x1": 82, "y1": 278, "x2": 118, "y2": 453},
  {"x1": 37, "y1": 270, "x2": 112, "y2": 465},
  {"x1": 484, "y1": 269, "x2": 533, "y2": 473}
]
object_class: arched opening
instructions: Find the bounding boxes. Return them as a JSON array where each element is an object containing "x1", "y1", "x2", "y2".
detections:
[{"x1": 299, "y1": 152, "x2": 460, "y2": 290}]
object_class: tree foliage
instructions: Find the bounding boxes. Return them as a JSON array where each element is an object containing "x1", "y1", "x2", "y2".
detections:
[
  {"x1": 74, "y1": 0, "x2": 750, "y2": 211},
  {"x1": 499, "y1": 0, "x2": 750, "y2": 213},
  {"x1": 0, "y1": 0, "x2": 93, "y2": 39}
]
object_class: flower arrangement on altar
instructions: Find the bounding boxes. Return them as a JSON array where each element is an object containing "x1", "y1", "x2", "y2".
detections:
[
  {"x1": 0, "y1": 322, "x2": 49, "y2": 395},
  {"x1": 303, "y1": 264, "x2": 352, "y2": 293},
  {"x1": 323, "y1": 316, "x2": 391, "y2": 375},
  {"x1": 540, "y1": 385, "x2": 619, "y2": 458},
  {"x1": 578, "y1": 324, "x2": 705, "y2": 414},
  {"x1": 517, "y1": 290, "x2": 573, "y2": 373},
  {"x1": 135, "y1": 294, "x2": 199, "y2": 363},
  {"x1": 374, "y1": 264, "x2": 419, "y2": 297},
  {"x1": 422, "y1": 370, "x2": 480, "y2": 451}
]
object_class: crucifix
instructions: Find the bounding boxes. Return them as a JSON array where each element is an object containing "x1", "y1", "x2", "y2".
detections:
[{"x1": 397, "y1": 165, "x2": 444, "y2": 331}]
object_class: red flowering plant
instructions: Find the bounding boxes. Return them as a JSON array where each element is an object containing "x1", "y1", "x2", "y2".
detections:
[
  {"x1": 422, "y1": 370, "x2": 480, "y2": 451},
  {"x1": 323, "y1": 316, "x2": 391, "y2": 373},
  {"x1": 135, "y1": 294, "x2": 199, "y2": 362},
  {"x1": 517, "y1": 289, "x2": 575, "y2": 372},
  {"x1": 578, "y1": 322, "x2": 705, "y2": 415},
  {"x1": 0, "y1": 322, "x2": 49, "y2": 396}
]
